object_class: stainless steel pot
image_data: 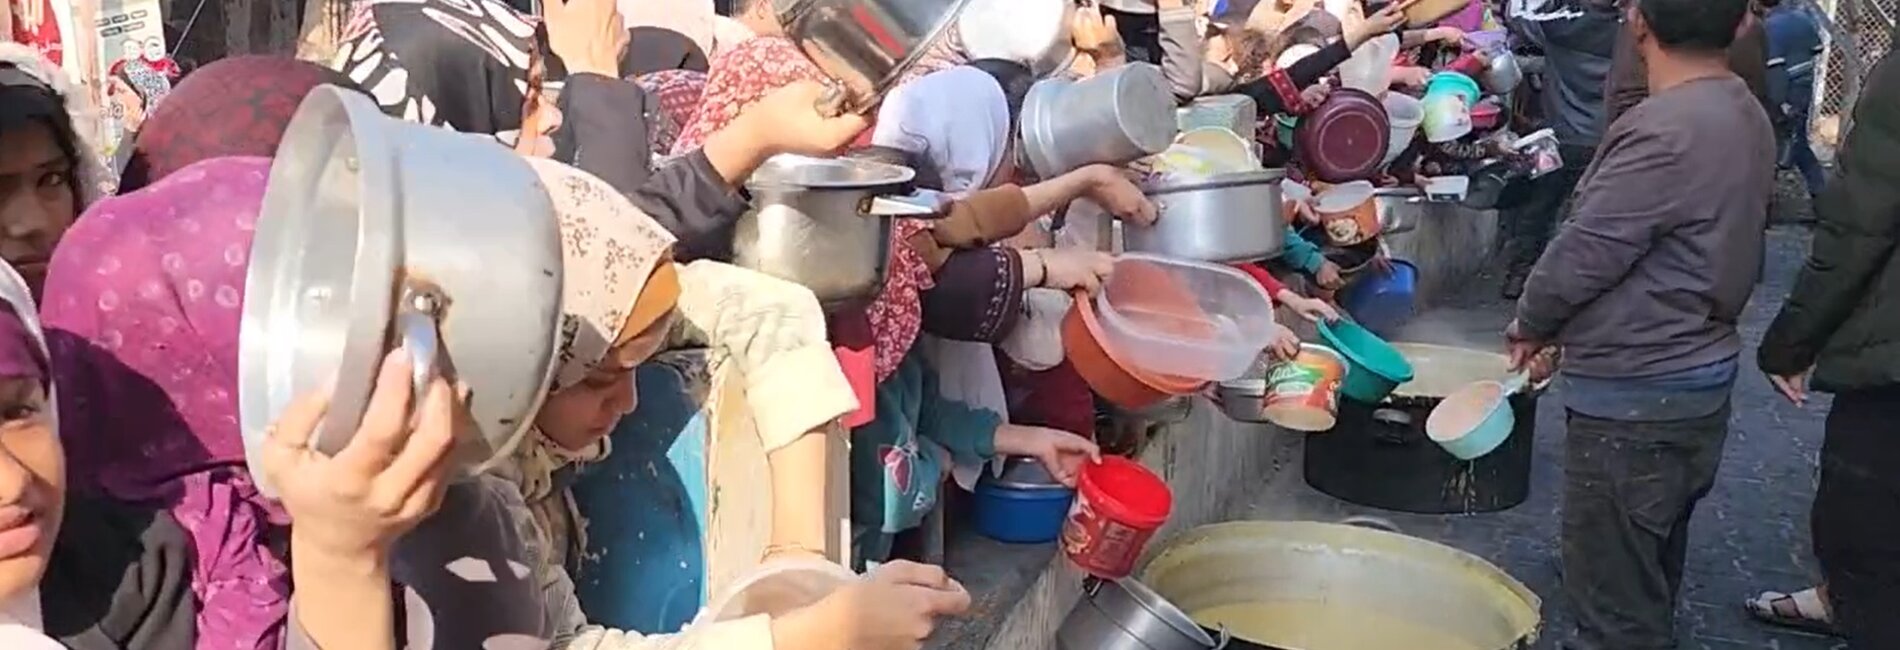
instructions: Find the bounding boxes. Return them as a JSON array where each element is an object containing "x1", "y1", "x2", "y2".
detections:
[
  {"x1": 1216, "y1": 379, "x2": 1268, "y2": 423},
  {"x1": 1126, "y1": 169, "x2": 1286, "y2": 263},
  {"x1": 992, "y1": 456, "x2": 1068, "y2": 490},
  {"x1": 1142, "y1": 520, "x2": 1541, "y2": 650},
  {"x1": 735, "y1": 154, "x2": 944, "y2": 309},
  {"x1": 1177, "y1": 95, "x2": 1259, "y2": 143},
  {"x1": 241, "y1": 85, "x2": 564, "y2": 497},
  {"x1": 1482, "y1": 50, "x2": 1524, "y2": 94},
  {"x1": 772, "y1": 0, "x2": 973, "y2": 113},
  {"x1": 1057, "y1": 577, "x2": 1228, "y2": 650},
  {"x1": 1021, "y1": 63, "x2": 1178, "y2": 179},
  {"x1": 1372, "y1": 187, "x2": 1425, "y2": 235}
]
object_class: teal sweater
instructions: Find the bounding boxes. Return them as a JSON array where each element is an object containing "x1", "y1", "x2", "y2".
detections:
[{"x1": 1280, "y1": 225, "x2": 1325, "y2": 273}]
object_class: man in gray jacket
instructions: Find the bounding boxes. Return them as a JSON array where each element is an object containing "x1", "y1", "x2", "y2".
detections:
[{"x1": 1506, "y1": 0, "x2": 1773, "y2": 647}]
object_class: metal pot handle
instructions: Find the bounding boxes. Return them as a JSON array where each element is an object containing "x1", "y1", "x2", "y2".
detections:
[
  {"x1": 1370, "y1": 408, "x2": 1413, "y2": 446},
  {"x1": 396, "y1": 285, "x2": 444, "y2": 403},
  {"x1": 815, "y1": 83, "x2": 852, "y2": 119},
  {"x1": 1338, "y1": 515, "x2": 1402, "y2": 534},
  {"x1": 1209, "y1": 624, "x2": 1232, "y2": 649}
]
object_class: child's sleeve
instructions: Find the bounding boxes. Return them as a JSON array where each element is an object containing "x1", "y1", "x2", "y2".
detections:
[
  {"x1": 915, "y1": 367, "x2": 1002, "y2": 467},
  {"x1": 1279, "y1": 225, "x2": 1326, "y2": 274}
]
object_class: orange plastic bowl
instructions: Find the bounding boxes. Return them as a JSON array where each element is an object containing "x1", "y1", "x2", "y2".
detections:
[{"x1": 1063, "y1": 291, "x2": 1207, "y2": 410}]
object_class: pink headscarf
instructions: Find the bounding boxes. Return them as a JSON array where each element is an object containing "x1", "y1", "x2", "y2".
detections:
[{"x1": 41, "y1": 156, "x2": 288, "y2": 650}]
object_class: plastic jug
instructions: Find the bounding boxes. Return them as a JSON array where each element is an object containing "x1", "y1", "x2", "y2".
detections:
[{"x1": 1338, "y1": 34, "x2": 1399, "y2": 95}]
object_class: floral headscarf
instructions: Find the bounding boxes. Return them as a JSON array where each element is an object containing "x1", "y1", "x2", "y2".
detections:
[
  {"x1": 509, "y1": 158, "x2": 680, "y2": 569},
  {"x1": 668, "y1": 36, "x2": 822, "y2": 156},
  {"x1": 40, "y1": 156, "x2": 289, "y2": 650}
]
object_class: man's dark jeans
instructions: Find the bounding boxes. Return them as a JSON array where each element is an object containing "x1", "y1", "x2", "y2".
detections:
[
  {"x1": 1504, "y1": 143, "x2": 1595, "y2": 277},
  {"x1": 1560, "y1": 404, "x2": 1731, "y2": 650},
  {"x1": 1813, "y1": 386, "x2": 1900, "y2": 649}
]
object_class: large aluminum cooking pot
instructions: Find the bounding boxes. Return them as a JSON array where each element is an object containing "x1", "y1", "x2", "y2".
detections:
[
  {"x1": 241, "y1": 85, "x2": 564, "y2": 497},
  {"x1": 1057, "y1": 577, "x2": 1228, "y2": 650},
  {"x1": 1142, "y1": 520, "x2": 1541, "y2": 650},
  {"x1": 1021, "y1": 63, "x2": 1178, "y2": 179},
  {"x1": 1124, "y1": 169, "x2": 1286, "y2": 263},
  {"x1": 736, "y1": 154, "x2": 944, "y2": 309},
  {"x1": 772, "y1": 0, "x2": 973, "y2": 114}
]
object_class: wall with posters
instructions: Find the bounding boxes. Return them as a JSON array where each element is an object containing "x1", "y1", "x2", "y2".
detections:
[{"x1": 7, "y1": 0, "x2": 176, "y2": 170}]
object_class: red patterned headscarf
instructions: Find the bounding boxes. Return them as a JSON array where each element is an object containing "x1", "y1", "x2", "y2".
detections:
[
  {"x1": 633, "y1": 69, "x2": 708, "y2": 156},
  {"x1": 117, "y1": 56, "x2": 366, "y2": 193}
]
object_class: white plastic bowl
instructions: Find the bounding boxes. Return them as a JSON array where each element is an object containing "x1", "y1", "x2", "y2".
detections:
[{"x1": 1092, "y1": 254, "x2": 1277, "y2": 381}]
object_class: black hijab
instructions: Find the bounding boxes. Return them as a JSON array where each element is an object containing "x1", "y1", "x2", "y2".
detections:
[{"x1": 621, "y1": 26, "x2": 711, "y2": 77}]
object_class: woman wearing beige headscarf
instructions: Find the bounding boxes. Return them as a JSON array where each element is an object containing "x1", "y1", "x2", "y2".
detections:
[{"x1": 379, "y1": 158, "x2": 967, "y2": 650}]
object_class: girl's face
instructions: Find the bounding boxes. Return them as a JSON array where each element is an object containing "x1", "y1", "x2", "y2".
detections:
[
  {"x1": 0, "y1": 377, "x2": 61, "y2": 603},
  {"x1": 533, "y1": 311, "x2": 676, "y2": 451},
  {"x1": 0, "y1": 122, "x2": 78, "y2": 296}
]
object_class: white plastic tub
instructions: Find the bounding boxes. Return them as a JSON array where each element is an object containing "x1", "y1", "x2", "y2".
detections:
[
  {"x1": 1381, "y1": 94, "x2": 1424, "y2": 167},
  {"x1": 1092, "y1": 254, "x2": 1277, "y2": 381}
]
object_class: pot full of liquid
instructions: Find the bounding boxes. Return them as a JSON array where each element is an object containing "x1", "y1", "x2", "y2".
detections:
[{"x1": 1141, "y1": 520, "x2": 1541, "y2": 650}]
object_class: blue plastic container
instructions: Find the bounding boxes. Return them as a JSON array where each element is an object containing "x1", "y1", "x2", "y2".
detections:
[
  {"x1": 973, "y1": 481, "x2": 1076, "y2": 544},
  {"x1": 1342, "y1": 260, "x2": 1419, "y2": 337}
]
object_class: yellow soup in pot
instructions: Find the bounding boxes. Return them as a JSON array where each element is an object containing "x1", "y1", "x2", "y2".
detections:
[{"x1": 1193, "y1": 601, "x2": 1487, "y2": 650}]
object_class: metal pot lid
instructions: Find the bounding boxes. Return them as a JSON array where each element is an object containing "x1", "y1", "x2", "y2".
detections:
[
  {"x1": 1295, "y1": 88, "x2": 1391, "y2": 184},
  {"x1": 746, "y1": 153, "x2": 916, "y2": 191}
]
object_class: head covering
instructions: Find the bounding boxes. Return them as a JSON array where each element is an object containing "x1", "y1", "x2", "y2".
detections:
[
  {"x1": 871, "y1": 66, "x2": 1010, "y2": 194},
  {"x1": 119, "y1": 56, "x2": 366, "y2": 193},
  {"x1": 511, "y1": 157, "x2": 679, "y2": 569},
  {"x1": 633, "y1": 69, "x2": 708, "y2": 155},
  {"x1": 332, "y1": 0, "x2": 540, "y2": 140},
  {"x1": 0, "y1": 43, "x2": 111, "y2": 204},
  {"x1": 528, "y1": 158, "x2": 680, "y2": 390},
  {"x1": 0, "y1": 261, "x2": 56, "y2": 648},
  {"x1": 668, "y1": 36, "x2": 823, "y2": 155},
  {"x1": 622, "y1": 26, "x2": 711, "y2": 76},
  {"x1": 40, "y1": 156, "x2": 290, "y2": 650},
  {"x1": 709, "y1": 16, "x2": 756, "y2": 57}
]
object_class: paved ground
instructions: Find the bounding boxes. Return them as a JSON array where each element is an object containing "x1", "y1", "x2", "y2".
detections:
[{"x1": 1248, "y1": 214, "x2": 1844, "y2": 649}]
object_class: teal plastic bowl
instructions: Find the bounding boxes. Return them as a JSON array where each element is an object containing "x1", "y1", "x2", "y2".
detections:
[
  {"x1": 1426, "y1": 71, "x2": 1483, "y2": 109},
  {"x1": 1275, "y1": 115, "x2": 1298, "y2": 150},
  {"x1": 1317, "y1": 320, "x2": 1417, "y2": 404}
]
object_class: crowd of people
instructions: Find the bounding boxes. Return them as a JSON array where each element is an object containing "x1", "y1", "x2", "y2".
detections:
[{"x1": 0, "y1": 0, "x2": 1893, "y2": 648}]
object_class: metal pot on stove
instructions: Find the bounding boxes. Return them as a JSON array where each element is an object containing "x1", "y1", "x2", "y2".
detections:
[
  {"x1": 1057, "y1": 576, "x2": 1228, "y2": 650},
  {"x1": 735, "y1": 154, "x2": 946, "y2": 310}
]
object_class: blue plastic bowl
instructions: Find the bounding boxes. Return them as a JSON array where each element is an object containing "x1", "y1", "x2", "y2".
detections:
[
  {"x1": 1342, "y1": 260, "x2": 1419, "y2": 337},
  {"x1": 973, "y1": 481, "x2": 1076, "y2": 544}
]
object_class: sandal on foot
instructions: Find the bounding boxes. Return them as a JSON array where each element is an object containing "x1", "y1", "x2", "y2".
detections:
[{"x1": 1745, "y1": 588, "x2": 1841, "y2": 636}]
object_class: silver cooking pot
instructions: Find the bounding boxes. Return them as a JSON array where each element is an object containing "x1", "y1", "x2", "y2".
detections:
[
  {"x1": 772, "y1": 0, "x2": 974, "y2": 114},
  {"x1": 735, "y1": 154, "x2": 945, "y2": 309},
  {"x1": 1124, "y1": 169, "x2": 1287, "y2": 263},
  {"x1": 1482, "y1": 49, "x2": 1524, "y2": 94},
  {"x1": 1020, "y1": 63, "x2": 1178, "y2": 179},
  {"x1": 240, "y1": 85, "x2": 564, "y2": 497},
  {"x1": 1058, "y1": 577, "x2": 1229, "y2": 650}
]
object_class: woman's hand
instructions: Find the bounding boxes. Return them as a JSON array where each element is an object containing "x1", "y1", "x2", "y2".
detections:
[
  {"x1": 773, "y1": 561, "x2": 971, "y2": 650},
  {"x1": 994, "y1": 424, "x2": 1102, "y2": 487},
  {"x1": 264, "y1": 351, "x2": 460, "y2": 560},
  {"x1": 1426, "y1": 26, "x2": 1466, "y2": 45},
  {"x1": 1083, "y1": 165, "x2": 1158, "y2": 225},
  {"x1": 1299, "y1": 79, "x2": 1334, "y2": 109},
  {"x1": 543, "y1": 0, "x2": 628, "y2": 78},
  {"x1": 1276, "y1": 289, "x2": 1341, "y2": 322},
  {"x1": 1344, "y1": 0, "x2": 1417, "y2": 49},
  {"x1": 1390, "y1": 65, "x2": 1433, "y2": 89},
  {"x1": 1072, "y1": 2, "x2": 1124, "y2": 58},
  {"x1": 738, "y1": 80, "x2": 875, "y2": 156},
  {"x1": 1032, "y1": 248, "x2": 1115, "y2": 294}
]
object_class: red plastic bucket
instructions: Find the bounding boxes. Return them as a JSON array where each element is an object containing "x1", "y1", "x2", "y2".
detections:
[{"x1": 1061, "y1": 456, "x2": 1173, "y2": 578}]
